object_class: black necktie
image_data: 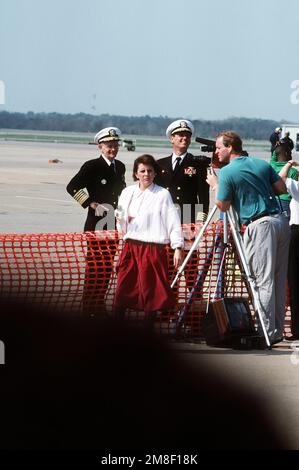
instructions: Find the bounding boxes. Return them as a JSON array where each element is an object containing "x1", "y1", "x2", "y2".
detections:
[
  {"x1": 173, "y1": 157, "x2": 181, "y2": 173},
  {"x1": 111, "y1": 161, "x2": 116, "y2": 174}
]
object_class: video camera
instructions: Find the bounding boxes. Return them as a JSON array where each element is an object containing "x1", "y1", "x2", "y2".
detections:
[
  {"x1": 193, "y1": 136, "x2": 216, "y2": 167},
  {"x1": 195, "y1": 136, "x2": 216, "y2": 153},
  {"x1": 192, "y1": 137, "x2": 216, "y2": 166},
  {"x1": 194, "y1": 136, "x2": 248, "y2": 168}
]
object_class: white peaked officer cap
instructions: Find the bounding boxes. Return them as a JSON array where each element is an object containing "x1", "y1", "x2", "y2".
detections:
[
  {"x1": 94, "y1": 127, "x2": 122, "y2": 144},
  {"x1": 166, "y1": 119, "x2": 194, "y2": 139}
]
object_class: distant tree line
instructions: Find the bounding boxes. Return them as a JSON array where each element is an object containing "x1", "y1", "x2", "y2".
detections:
[{"x1": 0, "y1": 111, "x2": 285, "y2": 140}]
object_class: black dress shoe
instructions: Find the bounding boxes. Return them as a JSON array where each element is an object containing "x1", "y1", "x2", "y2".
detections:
[
  {"x1": 271, "y1": 337, "x2": 284, "y2": 345},
  {"x1": 284, "y1": 335, "x2": 299, "y2": 341}
]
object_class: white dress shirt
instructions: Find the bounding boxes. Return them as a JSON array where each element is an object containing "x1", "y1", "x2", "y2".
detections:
[
  {"x1": 116, "y1": 183, "x2": 184, "y2": 249},
  {"x1": 171, "y1": 152, "x2": 187, "y2": 170},
  {"x1": 127, "y1": 185, "x2": 147, "y2": 218},
  {"x1": 101, "y1": 155, "x2": 115, "y2": 167},
  {"x1": 286, "y1": 178, "x2": 299, "y2": 225}
]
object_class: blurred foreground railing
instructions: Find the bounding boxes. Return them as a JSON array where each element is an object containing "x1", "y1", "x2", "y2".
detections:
[{"x1": 0, "y1": 223, "x2": 291, "y2": 337}]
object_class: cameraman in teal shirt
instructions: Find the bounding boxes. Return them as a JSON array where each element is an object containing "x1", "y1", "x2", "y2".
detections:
[{"x1": 206, "y1": 131, "x2": 290, "y2": 345}]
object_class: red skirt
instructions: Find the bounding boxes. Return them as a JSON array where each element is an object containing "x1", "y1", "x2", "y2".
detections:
[{"x1": 114, "y1": 239, "x2": 176, "y2": 312}]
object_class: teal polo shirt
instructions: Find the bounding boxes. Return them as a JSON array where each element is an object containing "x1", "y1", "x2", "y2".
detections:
[{"x1": 217, "y1": 156, "x2": 280, "y2": 224}]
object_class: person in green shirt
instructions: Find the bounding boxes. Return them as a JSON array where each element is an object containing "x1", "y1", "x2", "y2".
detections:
[{"x1": 270, "y1": 143, "x2": 298, "y2": 217}]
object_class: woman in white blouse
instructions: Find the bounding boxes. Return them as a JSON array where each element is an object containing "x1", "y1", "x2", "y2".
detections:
[{"x1": 114, "y1": 154, "x2": 184, "y2": 322}]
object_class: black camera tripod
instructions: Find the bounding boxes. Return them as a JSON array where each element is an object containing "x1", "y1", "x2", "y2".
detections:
[{"x1": 171, "y1": 205, "x2": 271, "y2": 348}]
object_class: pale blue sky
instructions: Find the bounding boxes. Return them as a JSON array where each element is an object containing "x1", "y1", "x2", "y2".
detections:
[{"x1": 1, "y1": 0, "x2": 299, "y2": 121}]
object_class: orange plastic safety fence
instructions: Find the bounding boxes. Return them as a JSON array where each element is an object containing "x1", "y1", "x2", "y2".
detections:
[{"x1": 0, "y1": 223, "x2": 291, "y2": 338}]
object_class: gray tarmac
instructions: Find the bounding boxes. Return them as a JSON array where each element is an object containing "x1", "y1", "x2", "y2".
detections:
[
  {"x1": 169, "y1": 339, "x2": 299, "y2": 449},
  {"x1": 1, "y1": 140, "x2": 299, "y2": 449},
  {"x1": 0, "y1": 140, "x2": 274, "y2": 234},
  {"x1": 0, "y1": 140, "x2": 163, "y2": 234}
]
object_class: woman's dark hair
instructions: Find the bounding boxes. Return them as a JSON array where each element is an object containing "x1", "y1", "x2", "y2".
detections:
[{"x1": 132, "y1": 154, "x2": 161, "y2": 181}]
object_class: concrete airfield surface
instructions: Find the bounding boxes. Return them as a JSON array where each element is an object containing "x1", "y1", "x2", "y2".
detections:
[
  {"x1": 0, "y1": 140, "x2": 170, "y2": 234},
  {"x1": 1, "y1": 140, "x2": 299, "y2": 449},
  {"x1": 0, "y1": 140, "x2": 272, "y2": 234}
]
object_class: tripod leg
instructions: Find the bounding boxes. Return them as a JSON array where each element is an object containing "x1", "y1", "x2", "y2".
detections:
[
  {"x1": 175, "y1": 233, "x2": 224, "y2": 334},
  {"x1": 227, "y1": 209, "x2": 271, "y2": 348},
  {"x1": 171, "y1": 204, "x2": 218, "y2": 289}
]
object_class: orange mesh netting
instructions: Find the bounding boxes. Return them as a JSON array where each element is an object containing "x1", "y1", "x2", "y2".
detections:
[{"x1": 0, "y1": 222, "x2": 291, "y2": 337}]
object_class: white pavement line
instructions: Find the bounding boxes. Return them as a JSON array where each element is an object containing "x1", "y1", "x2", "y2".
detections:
[{"x1": 16, "y1": 196, "x2": 73, "y2": 203}]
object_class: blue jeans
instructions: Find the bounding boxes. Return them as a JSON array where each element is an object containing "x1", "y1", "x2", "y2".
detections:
[{"x1": 277, "y1": 198, "x2": 291, "y2": 218}]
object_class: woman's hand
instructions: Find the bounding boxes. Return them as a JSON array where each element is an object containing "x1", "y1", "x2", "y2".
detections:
[
  {"x1": 173, "y1": 248, "x2": 183, "y2": 270},
  {"x1": 279, "y1": 160, "x2": 299, "y2": 181},
  {"x1": 90, "y1": 202, "x2": 110, "y2": 217},
  {"x1": 115, "y1": 207, "x2": 124, "y2": 222}
]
